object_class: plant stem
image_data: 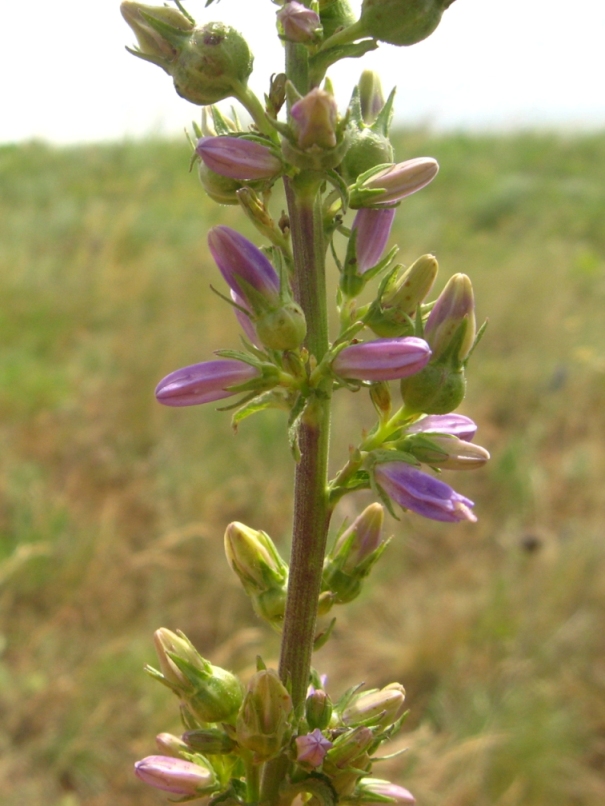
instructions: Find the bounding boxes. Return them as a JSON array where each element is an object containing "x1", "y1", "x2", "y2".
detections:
[{"x1": 260, "y1": 40, "x2": 333, "y2": 806}]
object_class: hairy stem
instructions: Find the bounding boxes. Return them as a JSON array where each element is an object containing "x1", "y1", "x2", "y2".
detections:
[{"x1": 260, "y1": 40, "x2": 333, "y2": 806}]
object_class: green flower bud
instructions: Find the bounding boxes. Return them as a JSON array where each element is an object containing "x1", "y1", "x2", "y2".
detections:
[
  {"x1": 224, "y1": 522, "x2": 288, "y2": 596},
  {"x1": 198, "y1": 161, "x2": 241, "y2": 205},
  {"x1": 255, "y1": 301, "x2": 307, "y2": 351},
  {"x1": 306, "y1": 688, "x2": 334, "y2": 731},
  {"x1": 173, "y1": 23, "x2": 254, "y2": 105},
  {"x1": 236, "y1": 669, "x2": 293, "y2": 761},
  {"x1": 323, "y1": 504, "x2": 389, "y2": 604},
  {"x1": 182, "y1": 728, "x2": 237, "y2": 755},
  {"x1": 400, "y1": 362, "x2": 466, "y2": 414},
  {"x1": 225, "y1": 522, "x2": 289, "y2": 629},
  {"x1": 148, "y1": 629, "x2": 243, "y2": 723},
  {"x1": 156, "y1": 732, "x2": 190, "y2": 758},
  {"x1": 358, "y1": 0, "x2": 457, "y2": 47},
  {"x1": 323, "y1": 726, "x2": 374, "y2": 795},
  {"x1": 367, "y1": 254, "x2": 438, "y2": 338},
  {"x1": 403, "y1": 432, "x2": 490, "y2": 469},
  {"x1": 341, "y1": 128, "x2": 394, "y2": 185},
  {"x1": 342, "y1": 683, "x2": 406, "y2": 729},
  {"x1": 121, "y1": 3, "x2": 253, "y2": 106},
  {"x1": 358, "y1": 71, "x2": 385, "y2": 126},
  {"x1": 318, "y1": 0, "x2": 357, "y2": 39}
]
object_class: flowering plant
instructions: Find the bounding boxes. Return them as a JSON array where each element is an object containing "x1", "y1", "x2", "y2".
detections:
[{"x1": 121, "y1": 1, "x2": 488, "y2": 802}]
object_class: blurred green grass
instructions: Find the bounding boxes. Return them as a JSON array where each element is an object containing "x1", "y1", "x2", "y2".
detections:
[{"x1": 1, "y1": 131, "x2": 604, "y2": 805}]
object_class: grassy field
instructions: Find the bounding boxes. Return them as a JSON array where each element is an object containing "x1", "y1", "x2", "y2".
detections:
[{"x1": 1, "y1": 131, "x2": 605, "y2": 806}]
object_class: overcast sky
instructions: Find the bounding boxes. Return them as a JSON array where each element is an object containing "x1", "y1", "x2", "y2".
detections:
[{"x1": 2, "y1": 0, "x2": 604, "y2": 144}]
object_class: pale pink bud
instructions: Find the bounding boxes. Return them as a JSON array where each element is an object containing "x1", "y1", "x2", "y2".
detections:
[
  {"x1": 351, "y1": 208, "x2": 396, "y2": 274},
  {"x1": 291, "y1": 88, "x2": 338, "y2": 150},
  {"x1": 353, "y1": 158, "x2": 439, "y2": 207},
  {"x1": 134, "y1": 755, "x2": 216, "y2": 796},
  {"x1": 361, "y1": 778, "x2": 415, "y2": 805},
  {"x1": 278, "y1": 2, "x2": 322, "y2": 43},
  {"x1": 155, "y1": 360, "x2": 260, "y2": 407},
  {"x1": 332, "y1": 337, "x2": 431, "y2": 382},
  {"x1": 196, "y1": 136, "x2": 283, "y2": 181}
]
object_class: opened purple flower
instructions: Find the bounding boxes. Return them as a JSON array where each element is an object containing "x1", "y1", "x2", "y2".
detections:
[
  {"x1": 208, "y1": 226, "x2": 280, "y2": 307},
  {"x1": 197, "y1": 136, "x2": 283, "y2": 181},
  {"x1": 134, "y1": 755, "x2": 216, "y2": 796},
  {"x1": 406, "y1": 413, "x2": 477, "y2": 441},
  {"x1": 374, "y1": 462, "x2": 476, "y2": 523},
  {"x1": 156, "y1": 359, "x2": 260, "y2": 407},
  {"x1": 332, "y1": 337, "x2": 430, "y2": 382},
  {"x1": 351, "y1": 207, "x2": 396, "y2": 274},
  {"x1": 295, "y1": 728, "x2": 333, "y2": 767}
]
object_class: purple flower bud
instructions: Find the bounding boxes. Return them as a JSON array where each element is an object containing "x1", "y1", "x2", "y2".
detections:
[
  {"x1": 155, "y1": 360, "x2": 260, "y2": 407},
  {"x1": 196, "y1": 136, "x2": 283, "y2": 181},
  {"x1": 330, "y1": 503, "x2": 385, "y2": 574},
  {"x1": 351, "y1": 208, "x2": 396, "y2": 274},
  {"x1": 295, "y1": 728, "x2": 333, "y2": 767},
  {"x1": 332, "y1": 337, "x2": 431, "y2": 382},
  {"x1": 360, "y1": 778, "x2": 416, "y2": 805},
  {"x1": 353, "y1": 158, "x2": 439, "y2": 208},
  {"x1": 424, "y1": 273, "x2": 476, "y2": 362},
  {"x1": 134, "y1": 755, "x2": 217, "y2": 796},
  {"x1": 374, "y1": 462, "x2": 476, "y2": 523},
  {"x1": 291, "y1": 88, "x2": 338, "y2": 150},
  {"x1": 208, "y1": 226, "x2": 280, "y2": 308},
  {"x1": 406, "y1": 413, "x2": 478, "y2": 441},
  {"x1": 278, "y1": 2, "x2": 322, "y2": 43}
]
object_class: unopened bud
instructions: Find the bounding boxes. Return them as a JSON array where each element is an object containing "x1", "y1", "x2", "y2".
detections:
[
  {"x1": 350, "y1": 208, "x2": 396, "y2": 276},
  {"x1": 182, "y1": 728, "x2": 237, "y2": 755},
  {"x1": 342, "y1": 683, "x2": 405, "y2": 728},
  {"x1": 148, "y1": 629, "x2": 243, "y2": 723},
  {"x1": 323, "y1": 726, "x2": 374, "y2": 795},
  {"x1": 278, "y1": 2, "x2": 322, "y2": 44},
  {"x1": 306, "y1": 687, "x2": 334, "y2": 731},
  {"x1": 358, "y1": 0, "x2": 456, "y2": 47},
  {"x1": 350, "y1": 158, "x2": 439, "y2": 209},
  {"x1": 358, "y1": 71, "x2": 385, "y2": 126},
  {"x1": 323, "y1": 504, "x2": 388, "y2": 604},
  {"x1": 367, "y1": 254, "x2": 438, "y2": 338},
  {"x1": 341, "y1": 128, "x2": 394, "y2": 185},
  {"x1": 424, "y1": 273, "x2": 476, "y2": 363},
  {"x1": 332, "y1": 337, "x2": 431, "y2": 382},
  {"x1": 358, "y1": 778, "x2": 416, "y2": 805},
  {"x1": 155, "y1": 733, "x2": 189, "y2": 757},
  {"x1": 122, "y1": 4, "x2": 254, "y2": 105},
  {"x1": 236, "y1": 669, "x2": 293, "y2": 761},
  {"x1": 255, "y1": 301, "x2": 307, "y2": 351},
  {"x1": 197, "y1": 136, "x2": 283, "y2": 182},
  {"x1": 291, "y1": 88, "x2": 338, "y2": 150},
  {"x1": 224, "y1": 522, "x2": 288, "y2": 596},
  {"x1": 134, "y1": 755, "x2": 217, "y2": 796},
  {"x1": 404, "y1": 433, "x2": 490, "y2": 470},
  {"x1": 318, "y1": 0, "x2": 357, "y2": 39},
  {"x1": 400, "y1": 363, "x2": 467, "y2": 414},
  {"x1": 199, "y1": 162, "x2": 241, "y2": 205}
]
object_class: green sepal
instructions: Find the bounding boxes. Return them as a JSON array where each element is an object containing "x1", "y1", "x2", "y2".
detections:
[
  {"x1": 314, "y1": 617, "x2": 337, "y2": 650},
  {"x1": 287, "y1": 393, "x2": 309, "y2": 462},
  {"x1": 282, "y1": 774, "x2": 337, "y2": 806},
  {"x1": 370, "y1": 87, "x2": 396, "y2": 138},
  {"x1": 138, "y1": 8, "x2": 192, "y2": 48},
  {"x1": 124, "y1": 45, "x2": 169, "y2": 72},
  {"x1": 231, "y1": 390, "x2": 291, "y2": 431}
]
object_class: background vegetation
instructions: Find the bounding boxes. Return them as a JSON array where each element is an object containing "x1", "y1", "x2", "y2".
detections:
[{"x1": 1, "y1": 131, "x2": 605, "y2": 806}]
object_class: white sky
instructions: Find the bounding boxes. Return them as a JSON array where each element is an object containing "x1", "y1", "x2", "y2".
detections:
[{"x1": 1, "y1": 0, "x2": 604, "y2": 145}]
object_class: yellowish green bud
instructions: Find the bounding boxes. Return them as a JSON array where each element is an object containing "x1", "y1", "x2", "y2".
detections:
[
  {"x1": 255, "y1": 301, "x2": 307, "y2": 351},
  {"x1": 306, "y1": 688, "x2": 334, "y2": 731},
  {"x1": 368, "y1": 254, "x2": 439, "y2": 337},
  {"x1": 400, "y1": 363, "x2": 466, "y2": 414},
  {"x1": 182, "y1": 728, "x2": 237, "y2": 755},
  {"x1": 236, "y1": 669, "x2": 293, "y2": 761},
  {"x1": 342, "y1": 683, "x2": 405, "y2": 728},
  {"x1": 148, "y1": 629, "x2": 243, "y2": 723},
  {"x1": 318, "y1": 0, "x2": 357, "y2": 39}
]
